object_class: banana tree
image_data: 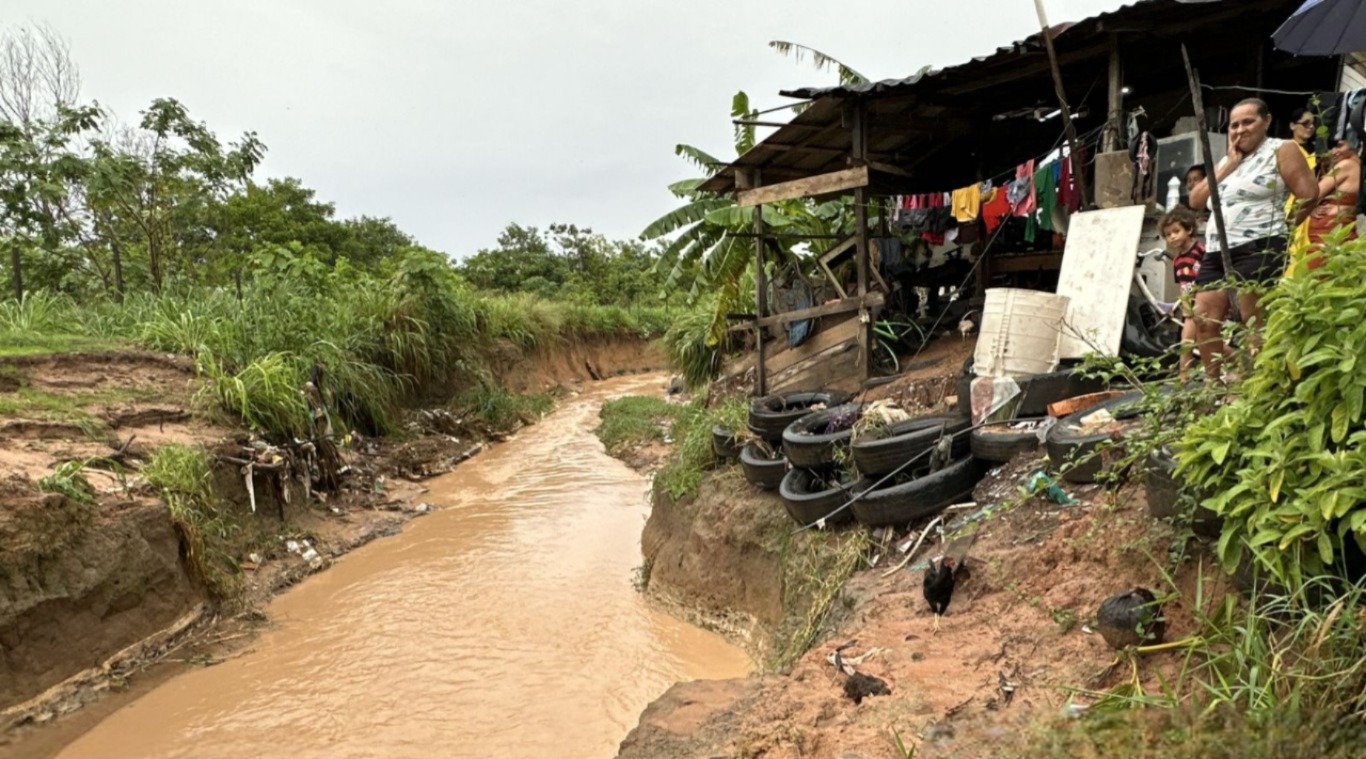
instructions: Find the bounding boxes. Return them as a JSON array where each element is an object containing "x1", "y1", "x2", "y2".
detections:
[{"x1": 642, "y1": 91, "x2": 855, "y2": 349}]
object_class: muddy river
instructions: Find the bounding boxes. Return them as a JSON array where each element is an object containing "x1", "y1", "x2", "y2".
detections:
[{"x1": 56, "y1": 375, "x2": 749, "y2": 759}]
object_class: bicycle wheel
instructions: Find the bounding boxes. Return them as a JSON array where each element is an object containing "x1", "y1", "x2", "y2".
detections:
[{"x1": 872, "y1": 339, "x2": 900, "y2": 375}]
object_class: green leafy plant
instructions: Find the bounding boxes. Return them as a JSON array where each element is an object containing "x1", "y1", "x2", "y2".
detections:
[
  {"x1": 1178, "y1": 232, "x2": 1366, "y2": 586},
  {"x1": 145, "y1": 444, "x2": 238, "y2": 599},
  {"x1": 38, "y1": 459, "x2": 96, "y2": 503}
]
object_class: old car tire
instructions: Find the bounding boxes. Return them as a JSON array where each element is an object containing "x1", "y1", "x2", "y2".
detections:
[
  {"x1": 748, "y1": 390, "x2": 853, "y2": 443},
  {"x1": 969, "y1": 422, "x2": 1043, "y2": 464},
  {"x1": 778, "y1": 467, "x2": 857, "y2": 527},
  {"x1": 851, "y1": 414, "x2": 971, "y2": 477},
  {"x1": 781, "y1": 402, "x2": 864, "y2": 470},
  {"x1": 850, "y1": 456, "x2": 983, "y2": 527},
  {"x1": 1046, "y1": 390, "x2": 1146, "y2": 484},
  {"x1": 712, "y1": 426, "x2": 742, "y2": 461},
  {"x1": 740, "y1": 441, "x2": 787, "y2": 490}
]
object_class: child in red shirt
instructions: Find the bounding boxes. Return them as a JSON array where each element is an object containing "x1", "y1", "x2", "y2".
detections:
[{"x1": 1163, "y1": 210, "x2": 1204, "y2": 377}]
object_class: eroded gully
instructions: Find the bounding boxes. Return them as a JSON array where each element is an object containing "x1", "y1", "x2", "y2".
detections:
[{"x1": 56, "y1": 374, "x2": 749, "y2": 759}]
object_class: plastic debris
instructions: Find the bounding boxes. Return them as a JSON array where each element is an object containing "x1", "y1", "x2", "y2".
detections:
[{"x1": 1025, "y1": 470, "x2": 1075, "y2": 504}]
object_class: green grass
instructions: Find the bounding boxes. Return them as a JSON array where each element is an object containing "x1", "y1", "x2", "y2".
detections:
[
  {"x1": 37, "y1": 459, "x2": 97, "y2": 504},
  {"x1": 0, "y1": 385, "x2": 162, "y2": 421},
  {"x1": 769, "y1": 529, "x2": 870, "y2": 671},
  {"x1": 454, "y1": 385, "x2": 554, "y2": 432},
  {"x1": 652, "y1": 396, "x2": 748, "y2": 499},
  {"x1": 596, "y1": 396, "x2": 682, "y2": 453},
  {"x1": 145, "y1": 444, "x2": 238, "y2": 599}
]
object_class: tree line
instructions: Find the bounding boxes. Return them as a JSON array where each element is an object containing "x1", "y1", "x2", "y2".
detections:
[{"x1": 0, "y1": 24, "x2": 683, "y2": 308}]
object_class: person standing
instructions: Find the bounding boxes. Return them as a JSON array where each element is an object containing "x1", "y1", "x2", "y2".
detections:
[
  {"x1": 1286, "y1": 107, "x2": 1320, "y2": 262},
  {"x1": 1187, "y1": 98, "x2": 1319, "y2": 380},
  {"x1": 1299, "y1": 138, "x2": 1362, "y2": 271},
  {"x1": 1162, "y1": 210, "x2": 1204, "y2": 377}
]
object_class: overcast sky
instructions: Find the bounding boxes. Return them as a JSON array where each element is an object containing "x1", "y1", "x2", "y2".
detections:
[{"x1": 2, "y1": 0, "x2": 1124, "y2": 257}]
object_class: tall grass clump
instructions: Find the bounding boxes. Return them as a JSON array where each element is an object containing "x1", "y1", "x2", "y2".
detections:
[
  {"x1": 596, "y1": 396, "x2": 681, "y2": 454},
  {"x1": 0, "y1": 291, "x2": 73, "y2": 334},
  {"x1": 145, "y1": 444, "x2": 238, "y2": 599},
  {"x1": 653, "y1": 395, "x2": 748, "y2": 499},
  {"x1": 662, "y1": 304, "x2": 727, "y2": 390}
]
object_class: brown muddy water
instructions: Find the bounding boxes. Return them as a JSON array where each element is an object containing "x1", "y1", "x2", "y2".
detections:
[{"x1": 56, "y1": 375, "x2": 749, "y2": 759}]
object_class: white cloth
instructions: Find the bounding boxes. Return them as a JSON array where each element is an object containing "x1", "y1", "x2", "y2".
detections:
[{"x1": 1208, "y1": 137, "x2": 1288, "y2": 252}]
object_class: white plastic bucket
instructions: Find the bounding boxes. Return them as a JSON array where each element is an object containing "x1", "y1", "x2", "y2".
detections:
[{"x1": 974, "y1": 288, "x2": 1070, "y2": 378}]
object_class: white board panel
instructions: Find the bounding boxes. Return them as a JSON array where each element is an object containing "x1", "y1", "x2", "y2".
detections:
[{"x1": 1055, "y1": 206, "x2": 1146, "y2": 358}]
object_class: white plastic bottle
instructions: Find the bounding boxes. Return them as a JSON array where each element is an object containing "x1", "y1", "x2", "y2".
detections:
[{"x1": 1165, "y1": 176, "x2": 1181, "y2": 211}]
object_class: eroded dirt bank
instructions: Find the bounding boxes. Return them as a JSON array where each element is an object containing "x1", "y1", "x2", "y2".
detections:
[
  {"x1": 616, "y1": 349, "x2": 1226, "y2": 759},
  {"x1": 0, "y1": 336, "x2": 665, "y2": 756}
]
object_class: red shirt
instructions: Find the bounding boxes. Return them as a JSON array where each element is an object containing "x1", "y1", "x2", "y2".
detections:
[{"x1": 1173, "y1": 241, "x2": 1203, "y2": 286}]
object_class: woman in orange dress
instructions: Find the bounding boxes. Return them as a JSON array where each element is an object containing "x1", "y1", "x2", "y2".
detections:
[{"x1": 1302, "y1": 139, "x2": 1361, "y2": 271}]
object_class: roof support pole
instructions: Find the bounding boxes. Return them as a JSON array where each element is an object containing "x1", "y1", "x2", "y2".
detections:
[
  {"x1": 1104, "y1": 33, "x2": 1123, "y2": 153},
  {"x1": 753, "y1": 172, "x2": 768, "y2": 398},
  {"x1": 851, "y1": 99, "x2": 872, "y2": 381},
  {"x1": 1181, "y1": 45, "x2": 1241, "y2": 324},
  {"x1": 1033, "y1": 0, "x2": 1091, "y2": 207}
]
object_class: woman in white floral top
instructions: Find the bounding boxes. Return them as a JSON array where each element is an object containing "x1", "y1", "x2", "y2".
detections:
[{"x1": 1187, "y1": 98, "x2": 1318, "y2": 380}]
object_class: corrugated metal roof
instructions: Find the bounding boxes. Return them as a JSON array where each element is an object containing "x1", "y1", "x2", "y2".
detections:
[
  {"x1": 699, "y1": 0, "x2": 1321, "y2": 196},
  {"x1": 777, "y1": 1, "x2": 1155, "y2": 100}
]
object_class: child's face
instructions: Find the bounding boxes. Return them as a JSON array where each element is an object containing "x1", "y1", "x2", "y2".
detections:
[
  {"x1": 1163, "y1": 223, "x2": 1193, "y2": 251},
  {"x1": 1185, "y1": 171, "x2": 1206, "y2": 192}
]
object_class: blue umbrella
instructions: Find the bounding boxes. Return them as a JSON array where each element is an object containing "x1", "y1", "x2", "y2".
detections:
[{"x1": 1273, "y1": 0, "x2": 1366, "y2": 56}]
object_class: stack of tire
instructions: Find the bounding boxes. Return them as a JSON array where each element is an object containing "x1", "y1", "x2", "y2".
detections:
[
  {"x1": 776, "y1": 400, "x2": 863, "y2": 527},
  {"x1": 742, "y1": 390, "x2": 850, "y2": 494}
]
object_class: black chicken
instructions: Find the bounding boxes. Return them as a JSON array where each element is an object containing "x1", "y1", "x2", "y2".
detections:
[
  {"x1": 1096, "y1": 587, "x2": 1167, "y2": 650},
  {"x1": 923, "y1": 556, "x2": 957, "y2": 633}
]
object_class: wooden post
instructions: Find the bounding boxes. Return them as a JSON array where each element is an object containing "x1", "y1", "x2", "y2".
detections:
[
  {"x1": 1033, "y1": 0, "x2": 1091, "y2": 207},
  {"x1": 1181, "y1": 44, "x2": 1241, "y2": 323},
  {"x1": 753, "y1": 172, "x2": 768, "y2": 398},
  {"x1": 9, "y1": 243, "x2": 20, "y2": 301},
  {"x1": 1104, "y1": 34, "x2": 1123, "y2": 153},
  {"x1": 851, "y1": 100, "x2": 872, "y2": 380}
]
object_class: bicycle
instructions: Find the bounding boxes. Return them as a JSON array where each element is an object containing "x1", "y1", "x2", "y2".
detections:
[{"x1": 871, "y1": 318, "x2": 928, "y2": 376}]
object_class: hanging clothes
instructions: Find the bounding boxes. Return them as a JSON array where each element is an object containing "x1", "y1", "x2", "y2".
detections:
[
  {"x1": 981, "y1": 187, "x2": 1011, "y2": 234},
  {"x1": 951, "y1": 184, "x2": 982, "y2": 222},
  {"x1": 1058, "y1": 157, "x2": 1079, "y2": 213},
  {"x1": 1035, "y1": 162, "x2": 1058, "y2": 233},
  {"x1": 1006, "y1": 160, "x2": 1037, "y2": 215}
]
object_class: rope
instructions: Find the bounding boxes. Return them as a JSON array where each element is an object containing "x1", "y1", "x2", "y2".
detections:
[{"x1": 788, "y1": 415, "x2": 1050, "y2": 534}]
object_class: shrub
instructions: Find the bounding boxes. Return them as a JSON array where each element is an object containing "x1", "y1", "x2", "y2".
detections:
[{"x1": 1178, "y1": 233, "x2": 1366, "y2": 585}]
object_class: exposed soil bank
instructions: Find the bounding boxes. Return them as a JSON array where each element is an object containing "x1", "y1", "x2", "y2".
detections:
[
  {"x1": 641, "y1": 469, "x2": 789, "y2": 647},
  {"x1": 617, "y1": 347, "x2": 1228, "y2": 759},
  {"x1": 0, "y1": 336, "x2": 664, "y2": 756},
  {"x1": 489, "y1": 337, "x2": 666, "y2": 394}
]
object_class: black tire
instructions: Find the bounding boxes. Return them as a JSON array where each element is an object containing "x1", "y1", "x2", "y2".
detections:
[
  {"x1": 1144, "y1": 448, "x2": 1221, "y2": 538},
  {"x1": 970, "y1": 421, "x2": 1043, "y2": 464},
  {"x1": 850, "y1": 456, "x2": 983, "y2": 527},
  {"x1": 851, "y1": 414, "x2": 970, "y2": 477},
  {"x1": 711, "y1": 426, "x2": 742, "y2": 460},
  {"x1": 1046, "y1": 390, "x2": 1146, "y2": 484},
  {"x1": 740, "y1": 441, "x2": 787, "y2": 490},
  {"x1": 748, "y1": 390, "x2": 853, "y2": 443},
  {"x1": 1015, "y1": 366, "x2": 1109, "y2": 417},
  {"x1": 778, "y1": 467, "x2": 857, "y2": 526},
  {"x1": 782, "y1": 402, "x2": 864, "y2": 470}
]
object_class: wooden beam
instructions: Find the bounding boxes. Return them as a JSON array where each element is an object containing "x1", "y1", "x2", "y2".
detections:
[
  {"x1": 852, "y1": 100, "x2": 872, "y2": 382},
  {"x1": 736, "y1": 166, "x2": 870, "y2": 207},
  {"x1": 764, "y1": 316, "x2": 861, "y2": 376},
  {"x1": 753, "y1": 174, "x2": 768, "y2": 397},
  {"x1": 1104, "y1": 34, "x2": 1122, "y2": 153},
  {"x1": 749, "y1": 292, "x2": 885, "y2": 330}
]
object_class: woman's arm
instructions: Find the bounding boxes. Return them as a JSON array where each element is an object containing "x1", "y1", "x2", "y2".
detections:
[
  {"x1": 1188, "y1": 156, "x2": 1237, "y2": 210},
  {"x1": 1279, "y1": 141, "x2": 1320, "y2": 226}
]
